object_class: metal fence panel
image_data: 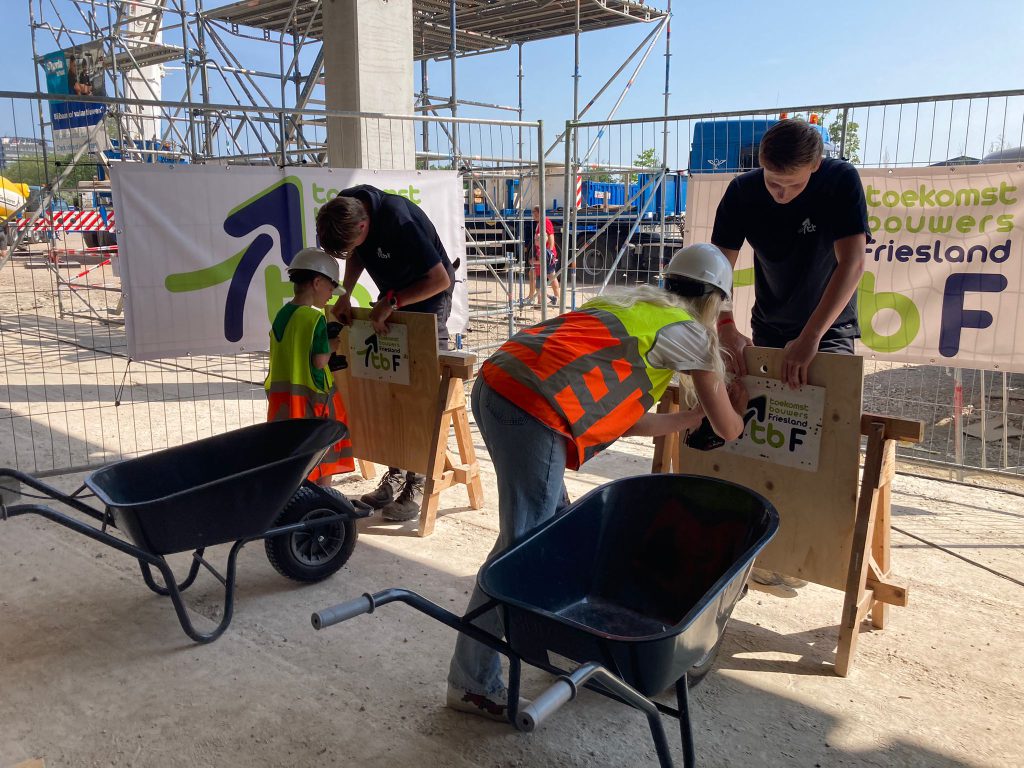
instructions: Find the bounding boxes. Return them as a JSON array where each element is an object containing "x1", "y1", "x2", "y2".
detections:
[
  {"x1": 0, "y1": 90, "x2": 542, "y2": 475},
  {"x1": 565, "y1": 90, "x2": 1024, "y2": 478}
]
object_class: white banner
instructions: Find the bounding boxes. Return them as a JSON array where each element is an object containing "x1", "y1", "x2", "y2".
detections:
[
  {"x1": 685, "y1": 164, "x2": 1024, "y2": 373},
  {"x1": 110, "y1": 165, "x2": 468, "y2": 360}
]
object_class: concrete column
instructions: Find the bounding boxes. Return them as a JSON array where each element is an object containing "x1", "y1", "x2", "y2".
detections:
[{"x1": 322, "y1": 0, "x2": 415, "y2": 169}]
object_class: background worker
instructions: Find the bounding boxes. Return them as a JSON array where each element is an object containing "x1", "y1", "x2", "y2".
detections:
[
  {"x1": 711, "y1": 118, "x2": 869, "y2": 592},
  {"x1": 446, "y1": 243, "x2": 747, "y2": 721},
  {"x1": 316, "y1": 185, "x2": 456, "y2": 522},
  {"x1": 265, "y1": 247, "x2": 354, "y2": 484},
  {"x1": 526, "y1": 205, "x2": 561, "y2": 307}
]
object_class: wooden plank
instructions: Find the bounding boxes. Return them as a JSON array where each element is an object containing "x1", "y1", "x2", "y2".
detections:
[
  {"x1": 860, "y1": 413, "x2": 924, "y2": 443},
  {"x1": 452, "y1": 405, "x2": 485, "y2": 509},
  {"x1": 13, "y1": 761, "x2": 45, "y2": 768},
  {"x1": 678, "y1": 347, "x2": 864, "y2": 590},
  {"x1": 419, "y1": 374, "x2": 458, "y2": 537},
  {"x1": 439, "y1": 350, "x2": 476, "y2": 380},
  {"x1": 335, "y1": 308, "x2": 440, "y2": 475},
  {"x1": 836, "y1": 421, "x2": 885, "y2": 677},
  {"x1": 872, "y1": 472, "x2": 895, "y2": 627},
  {"x1": 651, "y1": 385, "x2": 680, "y2": 474}
]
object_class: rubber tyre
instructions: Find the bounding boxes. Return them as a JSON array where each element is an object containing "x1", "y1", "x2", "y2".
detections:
[
  {"x1": 579, "y1": 246, "x2": 608, "y2": 284},
  {"x1": 265, "y1": 486, "x2": 358, "y2": 583},
  {"x1": 687, "y1": 634, "x2": 725, "y2": 688}
]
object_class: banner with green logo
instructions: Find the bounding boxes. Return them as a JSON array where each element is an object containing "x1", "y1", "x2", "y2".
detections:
[
  {"x1": 686, "y1": 165, "x2": 1024, "y2": 373},
  {"x1": 110, "y1": 165, "x2": 466, "y2": 360}
]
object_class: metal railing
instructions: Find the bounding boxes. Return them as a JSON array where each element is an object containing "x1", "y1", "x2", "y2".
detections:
[{"x1": 563, "y1": 88, "x2": 1024, "y2": 478}]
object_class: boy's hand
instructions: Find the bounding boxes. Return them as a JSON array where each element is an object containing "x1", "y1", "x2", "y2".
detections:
[{"x1": 331, "y1": 294, "x2": 353, "y2": 325}]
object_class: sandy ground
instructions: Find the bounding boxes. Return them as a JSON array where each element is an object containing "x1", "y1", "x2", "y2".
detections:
[{"x1": 1, "y1": 426, "x2": 1022, "y2": 768}]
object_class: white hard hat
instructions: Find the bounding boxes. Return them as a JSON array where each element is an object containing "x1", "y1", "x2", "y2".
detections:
[
  {"x1": 663, "y1": 243, "x2": 732, "y2": 300},
  {"x1": 288, "y1": 247, "x2": 340, "y2": 285}
]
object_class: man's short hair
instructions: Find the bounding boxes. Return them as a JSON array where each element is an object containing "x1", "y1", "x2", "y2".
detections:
[
  {"x1": 759, "y1": 119, "x2": 824, "y2": 172},
  {"x1": 316, "y1": 196, "x2": 368, "y2": 255}
]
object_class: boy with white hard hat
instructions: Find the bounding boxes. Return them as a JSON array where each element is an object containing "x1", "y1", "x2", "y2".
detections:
[{"x1": 265, "y1": 247, "x2": 355, "y2": 484}]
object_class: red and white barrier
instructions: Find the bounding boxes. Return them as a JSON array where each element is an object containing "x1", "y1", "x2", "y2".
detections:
[{"x1": 16, "y1": 210, "x2": 116, "y2": 232}]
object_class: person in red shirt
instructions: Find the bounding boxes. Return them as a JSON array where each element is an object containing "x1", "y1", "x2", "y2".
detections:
[{"x1": 526, "y1": 205, "x2": 561, "y2": 307}]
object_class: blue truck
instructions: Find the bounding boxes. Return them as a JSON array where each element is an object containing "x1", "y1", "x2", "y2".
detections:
[{"x1": 464, "y1": 117, "x2": 833, "y2": 283}]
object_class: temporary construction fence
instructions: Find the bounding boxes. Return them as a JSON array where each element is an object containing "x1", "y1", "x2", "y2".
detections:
[
  {"x1": 0, "y1": 90, "x2": 545, "y2": 476},
  {"x1": 562, "y1": 88, "x2": 1024, "y2": 478},
  {"x1": 1, "y1": 88, "x2": 1023, "y2": 482}
]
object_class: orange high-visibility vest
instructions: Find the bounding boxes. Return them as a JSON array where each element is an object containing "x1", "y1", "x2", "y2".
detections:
[
  {"x1": 266, "y1": 305, "x2": 354, "y2": 479},
  {"x1": 481, "y1": 299, "x2": 694, "y2": 469}
]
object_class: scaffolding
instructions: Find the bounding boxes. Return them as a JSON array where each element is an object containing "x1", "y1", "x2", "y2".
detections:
[{"x1": 25, "y1": 0, "x2": 672, "y2": 163}]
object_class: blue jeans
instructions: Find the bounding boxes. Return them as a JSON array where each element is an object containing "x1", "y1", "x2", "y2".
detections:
[{"x1": 447, "y1": 378, "x2": 569, "y2": 696}]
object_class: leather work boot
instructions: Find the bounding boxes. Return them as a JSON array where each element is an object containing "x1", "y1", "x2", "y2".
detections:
[
  {"x1": 381, "y1": 472, "x2": 425, "y2": 522},
  {"x1": 360, "y1": 467, "x2": 405, "y2": 509}
]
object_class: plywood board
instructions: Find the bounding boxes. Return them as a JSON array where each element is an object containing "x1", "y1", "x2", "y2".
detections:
[
  {"x1": 334, "y1": 308, "x2": 440, "y2": 474},
  {"x1": 678, "y1": 347, "x2": 864, "y2": 591}
]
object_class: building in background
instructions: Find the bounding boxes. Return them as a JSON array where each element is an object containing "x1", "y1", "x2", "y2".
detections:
[{"x1": 0, "y1": 136, "x2": 49, "y2": 169}]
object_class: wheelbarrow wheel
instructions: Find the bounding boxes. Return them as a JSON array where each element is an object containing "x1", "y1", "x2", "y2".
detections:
[
  {"x1": 687, "y1": 634, "x2": 725, "y2": 688},
  {"x1": 265, "y1": 486, "x2": 358, "y2": 582}
]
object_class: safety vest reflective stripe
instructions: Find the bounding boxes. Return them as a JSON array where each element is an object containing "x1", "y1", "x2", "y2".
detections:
[{"x1": 483, "y1": 301, "x2": 693, "y2": 469}]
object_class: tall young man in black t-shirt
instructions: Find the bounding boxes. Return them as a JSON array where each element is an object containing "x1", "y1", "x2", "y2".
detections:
[
  {"x1": 316, "y1": 185, "x2": 456, "y2": 522},
  {"x1": 711, "y1": 119, "x2": 868, "y2": 389}
]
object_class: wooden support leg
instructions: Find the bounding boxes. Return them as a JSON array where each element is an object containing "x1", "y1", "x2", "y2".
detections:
[
  {"x1": 871, "y1": 479, "x2": 892, "y2": 629},
  {"x1": 452, "y1": 401, "x2": 484, "y2": 509},
  {"x1": 835, "y1": 422, "x2": 885, "y2": 677},
  {"x1": 357, "y1": 459, "x2": 376, "y2": 481},
  {"x1": 651, "y1": 384, "x2": 681, "y2": 474},
  {"x1": 418, "y1": 373, "x2": 462, "y2": 537}
]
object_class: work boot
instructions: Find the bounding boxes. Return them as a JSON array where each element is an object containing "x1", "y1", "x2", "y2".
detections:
[
  {"x1": 360, "y1": 467, "x2": 405, "y2": 510},
  {"x1": 381, "y1": 472, "x2": 425, "y2": 522},
  {"x1": 748, "y1": 567, "x2": 807, "y2": 598}
]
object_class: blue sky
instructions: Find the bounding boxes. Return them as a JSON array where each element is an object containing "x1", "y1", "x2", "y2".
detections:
[{"x1": 2, "y1": 0, "x2": 1022, "y2": 161}]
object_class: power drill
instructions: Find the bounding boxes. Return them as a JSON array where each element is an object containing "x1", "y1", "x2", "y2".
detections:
[
  {"x1": 325, "y1": 321, "x2": 348, "y2": 372},
  {"x1": 684, "y1": 417, "x2": 725, "y2": 452}
]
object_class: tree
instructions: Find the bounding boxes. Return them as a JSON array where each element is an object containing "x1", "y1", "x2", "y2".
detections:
[
  {"x1": 812, "y1": 108, "x2": 861, "y2": 164},
  {"x1": 630, "y1": 148, "x2": 660, "y2": 183},
  {"x1": 3, "y1": 155, "x2": 100, "y2": 203},
  {"x1": 587, "y1": 165, "x2": 616, "y2": 183}
]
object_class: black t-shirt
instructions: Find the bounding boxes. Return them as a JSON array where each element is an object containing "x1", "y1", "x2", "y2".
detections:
[
  {"x1": 711, "y1": 158, "x2": 869, "y2": 341},
  {"x1": 339, "y1": 185, "x2": 456, "y2": 314}
]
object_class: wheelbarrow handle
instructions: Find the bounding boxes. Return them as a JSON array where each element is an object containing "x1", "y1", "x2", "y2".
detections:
[
  {"x1": 517, "y1": 677, "x2": 576, "y2": 732},
  {"x1": 311, "y1": 593, "x2": 375, "y2": 629}
]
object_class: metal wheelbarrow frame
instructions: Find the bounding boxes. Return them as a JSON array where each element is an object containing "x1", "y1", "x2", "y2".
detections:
[
  {"x1": 1, "y1": 419, "x2": 370, "y2": 643},
  {"x1": 313, "y1": 473, "x2": 779, "y2": 767}
]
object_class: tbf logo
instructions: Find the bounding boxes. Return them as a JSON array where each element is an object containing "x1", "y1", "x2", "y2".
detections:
[{"x1": 165, "y1": 178, "x2": 305, "y2": 342}]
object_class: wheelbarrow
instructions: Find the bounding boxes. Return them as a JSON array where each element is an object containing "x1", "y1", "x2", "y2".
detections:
[
  {"x1": 313, "y1": 473, "x2": 779, "y2": 767},
  {"x1": 0, "y1": 419, "x2": 370, "y2": 643}
]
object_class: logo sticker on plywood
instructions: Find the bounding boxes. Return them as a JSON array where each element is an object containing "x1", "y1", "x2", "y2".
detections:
[
  {"x1": 722, "y1": 377, "x2": 826, "y2": 472},
  {"x1": 349, "y1": 320, "x2": 410, "y2": 386}
]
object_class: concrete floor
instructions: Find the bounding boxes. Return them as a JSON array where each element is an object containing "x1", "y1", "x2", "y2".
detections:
[{"x1": 1, "y1": 433, "x2": 1022, "y2": 768}]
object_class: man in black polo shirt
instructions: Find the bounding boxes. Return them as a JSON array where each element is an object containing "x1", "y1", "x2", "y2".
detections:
[
  {"x1": 316, "y1": 184, "x2": 456, "y2": 522},
  {"x1": 711, "y1": 119, "x2": 868, "y2": 593},
  {"x1": 711, "y1": 119, "x2": 868, "y2": 388}
]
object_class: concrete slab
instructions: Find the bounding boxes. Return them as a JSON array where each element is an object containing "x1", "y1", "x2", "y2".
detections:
[{"x1": 1, "y1": 431, "x2": 1021, "y2": 767}]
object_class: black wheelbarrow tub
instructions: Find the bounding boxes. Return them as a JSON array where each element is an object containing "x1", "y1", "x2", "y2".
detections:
[
  {"x1": 84, "y1": 419, "x2": 347, "y2": 556},
  {"x1": 479, "y1": 474, "x2": 779, "y2": 697}
]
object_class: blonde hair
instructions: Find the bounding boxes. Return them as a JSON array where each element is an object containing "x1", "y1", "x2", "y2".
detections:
[{"x1": 594, "y1": 285, "x2": 730, "y2": 408}]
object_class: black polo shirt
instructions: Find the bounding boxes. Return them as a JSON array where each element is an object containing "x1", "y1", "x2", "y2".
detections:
[
  {"x1": 711, "y1": 158, "x2": 869, "y2": 342},
  {"x1": 339, "y1": 184, "x2": 456, "y2": 314}
]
